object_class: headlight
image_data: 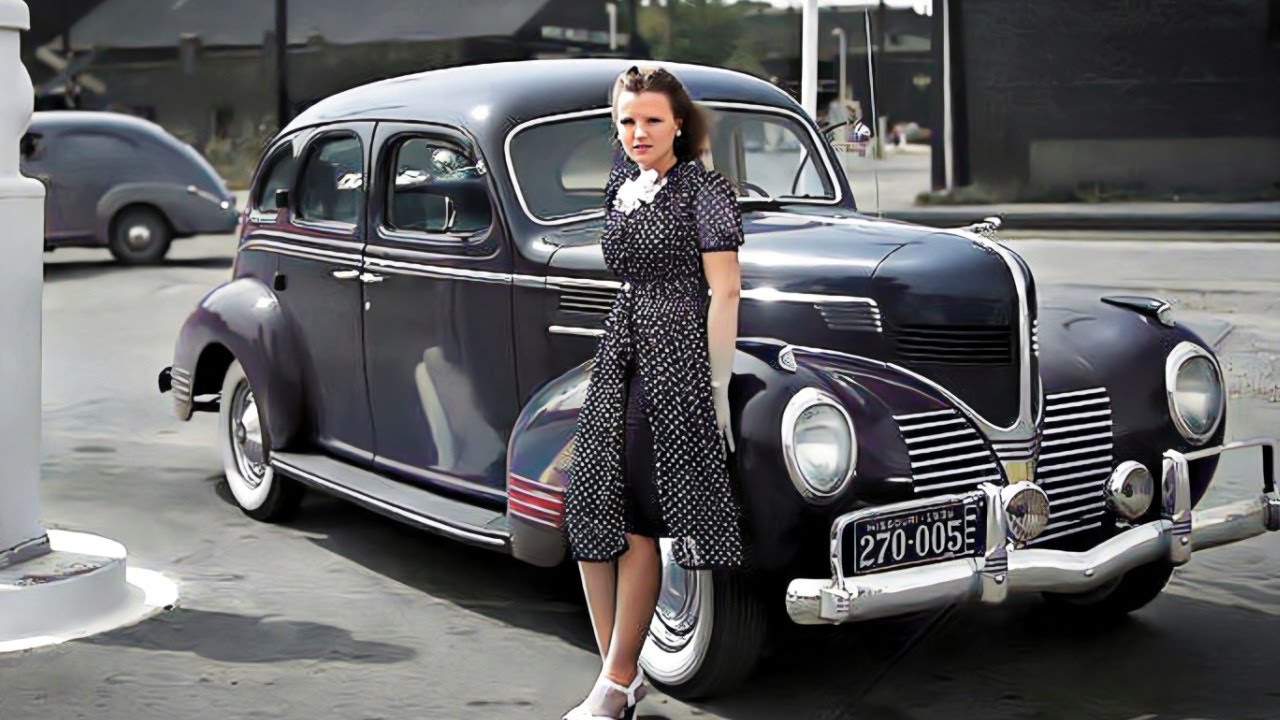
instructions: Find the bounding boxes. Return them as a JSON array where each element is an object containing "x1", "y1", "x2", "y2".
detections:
[
  {"x1": 1165, "y1": 342, "x2": 1224, "y2": 445},
  {"x1": 781, "y1": 387, "x2": 856, "y2": 503}
]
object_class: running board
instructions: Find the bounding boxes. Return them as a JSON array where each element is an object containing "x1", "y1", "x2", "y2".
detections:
[{"x1": 270, "y1": 452, "x2": 511, "y2": 551}]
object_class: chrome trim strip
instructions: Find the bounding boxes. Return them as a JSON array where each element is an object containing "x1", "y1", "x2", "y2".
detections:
[
  {"x1": 740, "y1": 288, "x2": 877, "y2": 306},
  {"x1": 1045, "y1": 387, "x2": 1107, "y2": 400},
  {"x1": 257, "y1": 229, "x2": 364, "y2": 253},
  {"x1": 546, "y1": 275, "x2": 623, "y2": 291},
  {"x1": 240, "y1": 238, "x2": 363, "y2": 266},
  {"x1": 509, "y1": 507, "x2": 560, "y2": 529},
  {"x1": 509, "y1": 472, "x2": 565, "y2": 491},
  {"x1": 892, "y1": 409, "x2": 955, "y2": 421},
  {"x1": 549, "y1": 325, "x2": 605, "y2": 338},
  {"x1": 365, "y1": 257, "x2": 510, "y2": 285},
  {"x1": 503, "y1": 100, "x2": 843, "y2": 227},
  {"x1": 897, "y1": 417, "x2": 967, "y2": 432},
  {"x1": 270, "y1": 458, "x2": 508, "y2": 547},
  {"x1": 508, "y1": 496, "x2": 562, "y2": 520},
  {"x1": 904, "y1": 428, "x2": 973, "y2": 444},
  {"x1": 914, "y1": 463, "x2": 1002, "y2": 481},
  {"x1": 372, "y1": 455, "x2": 507, "y2": 500},
  {"x1": 508, "y1": 484, "x2": 565, "y2": 506},
  {"x1": 1043, "y1": 420, "x2": 1112, "y2": 435}
]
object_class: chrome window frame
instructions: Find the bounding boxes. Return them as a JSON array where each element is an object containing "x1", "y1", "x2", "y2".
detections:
[{"x1": 503, "y1": 101, "x2": 844, "y2": 227}]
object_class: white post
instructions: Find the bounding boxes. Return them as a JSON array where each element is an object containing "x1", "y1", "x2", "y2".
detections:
[
  {"x1": 0, "y1": 0, "x2": 49, "y2": 569},
  {"x1": 801, "y1": 0, "x2": 819, "y2": 120},
  {"x1": 833, "y1": 27, "x2": 847, "y2": 108},
  {"x1": 0, "y1": 0, "x2": 175, "y2": 652}
]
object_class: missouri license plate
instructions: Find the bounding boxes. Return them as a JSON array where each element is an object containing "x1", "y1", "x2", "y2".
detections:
[{"x1": 846, "y1": 498, "x2": 984, "y2": 575}]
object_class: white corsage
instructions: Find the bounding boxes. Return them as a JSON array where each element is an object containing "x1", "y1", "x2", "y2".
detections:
[{"x1": 613, "y1": 167, "x2": 666, "y2": 215}]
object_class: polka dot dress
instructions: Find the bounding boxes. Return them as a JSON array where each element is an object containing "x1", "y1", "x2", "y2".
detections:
[{"x1": 562, "y1": 156, "x2": 749, "y2": 570}]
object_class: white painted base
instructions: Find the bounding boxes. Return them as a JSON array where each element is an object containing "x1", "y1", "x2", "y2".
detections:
[{"x1": 0, "y1": 530, "x2": 178, "y2": 653}]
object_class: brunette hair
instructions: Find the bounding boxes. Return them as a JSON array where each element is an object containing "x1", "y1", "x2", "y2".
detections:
[{"x1": 609, "y1": 65, "x2": 708, "y2": 163}]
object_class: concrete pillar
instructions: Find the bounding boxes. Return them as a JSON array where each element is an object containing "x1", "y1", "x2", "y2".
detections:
[
  {"x1": 0, "y1": 0, "x2": 177, "y2": 653},
  {"x1": 0, "y1": 0, "x2": 48, "y2": 570}
]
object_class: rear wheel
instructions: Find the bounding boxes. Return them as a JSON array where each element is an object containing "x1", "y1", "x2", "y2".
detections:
[
  {"x1": 1043, "y1": 561, "x2": 1175, "y2": 616},
  {"x1": 638, "y1": 539, "x2": 766, "y2": 699},
  {"x1": 109, "y1": 206, "x2": 171, "y2": 265},
  {"x1": 218, "y1": 361, "x2": 303, "y2": 522}
]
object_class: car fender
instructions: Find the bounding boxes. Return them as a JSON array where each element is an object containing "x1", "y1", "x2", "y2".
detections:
[
  {"x1": 170, "y1": 277, "x2": 307, "y2": 451},
  {"x1": 97, "y1": 182, "x2": 235, "y2": 241},
  {"x1": 504, "y1": 337, "x2": 934, "y2": 571}
]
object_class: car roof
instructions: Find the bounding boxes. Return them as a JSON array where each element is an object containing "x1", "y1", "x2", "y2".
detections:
[
  {"x1": 281, "y1": 58, "x2": 801, "y2": 139},
  {"x1": 29, "y1": 110, "x2": 170, "y2": 138}
]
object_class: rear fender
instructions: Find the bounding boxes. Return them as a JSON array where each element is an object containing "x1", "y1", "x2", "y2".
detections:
[{"x1": 171, "y1": 278, "x2": 306, "y2": 450}]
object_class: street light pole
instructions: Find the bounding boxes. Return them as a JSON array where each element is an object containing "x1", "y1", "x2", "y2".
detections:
[
  {"x1": 831, "y1": 26, "x2": 847, "y2": 108},
  {"x1": 275, "y1": 0, "x2": 289, "y2": 130},
  {"x1": 801, "y1": 0, "x2": 818, "y2": 119}
]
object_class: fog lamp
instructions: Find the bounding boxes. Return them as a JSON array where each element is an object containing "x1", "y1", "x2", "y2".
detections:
[
  {"x1": 1105, "y1": 461, "x2": 1154, "y2": 520},
  {"x1": 1002, "y1": 482, "x2": 1051, "y2": 543}
]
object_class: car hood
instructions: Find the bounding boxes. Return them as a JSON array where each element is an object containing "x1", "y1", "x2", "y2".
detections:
[{"x1": 544, "y1": 209, "x2": 933, "y2": 293}]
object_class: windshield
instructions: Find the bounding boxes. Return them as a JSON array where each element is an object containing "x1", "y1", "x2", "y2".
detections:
[{"x1": 507, "y1": 106, "x2": 839, "y2": 223}]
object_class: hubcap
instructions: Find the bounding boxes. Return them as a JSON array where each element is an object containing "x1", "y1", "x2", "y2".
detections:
[
  {"x1": 230, "y1": 381, "x2": 267, "y2": 488},
  {"x1": 649, "y1": 538, "x2": 702, "y2": 652},
  {"x1": 126, "y1": 224, "x2": 152, "y2": 250}
]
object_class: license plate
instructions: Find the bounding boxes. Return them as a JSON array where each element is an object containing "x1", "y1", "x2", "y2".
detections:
[{"x1": 846, "y1": 498, "x2": 984, "y2": 575}]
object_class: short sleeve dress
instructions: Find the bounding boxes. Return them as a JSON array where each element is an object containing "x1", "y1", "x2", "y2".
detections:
[{"x1": 561, "y1": 155, "x2": 749, "y2": 570}]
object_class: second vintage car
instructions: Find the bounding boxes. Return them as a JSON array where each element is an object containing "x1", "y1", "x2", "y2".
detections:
[{"x1": 160, "y1": 59, "x2": 1279, "y2": 698}]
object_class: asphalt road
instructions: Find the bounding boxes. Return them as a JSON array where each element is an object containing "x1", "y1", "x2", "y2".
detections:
[{"x1": 3, "y1": 233, "x2": 1279, "y2": 720}]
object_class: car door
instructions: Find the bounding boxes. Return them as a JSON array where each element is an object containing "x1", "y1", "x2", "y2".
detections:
[
  {"x1": 361, "y1": 123, "x2": 516, "y2": 503},
  {"x1": 271, "y1": 123, "x2": 376, "y2": 464}
]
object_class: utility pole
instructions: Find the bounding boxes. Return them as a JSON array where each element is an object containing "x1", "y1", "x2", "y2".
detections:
[
  {"x1": 801, "y1": 0, "x2": 818, "y2": 119},
  {"x1": 275, "y1": 0, "x2": 289, "y2": 130}
]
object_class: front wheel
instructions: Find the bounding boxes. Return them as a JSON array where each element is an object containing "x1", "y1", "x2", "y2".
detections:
[
  {"x1": 1042, "y1": 561, "x2": 1175, "y2": 617},
  {"x1": 639, "y1": 538, "x2": 766, "y2": 699},
  {"x1": 218, "y1": 360, "x2": 303, "y2": 522}
]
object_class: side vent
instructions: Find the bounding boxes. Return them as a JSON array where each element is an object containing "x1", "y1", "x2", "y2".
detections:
[
  {"x1": 558, "y1": 286, "x2": 617, "y2": 315},
  {"x1": 816, "y1": 301, "x2": 882, "y2": 332}
]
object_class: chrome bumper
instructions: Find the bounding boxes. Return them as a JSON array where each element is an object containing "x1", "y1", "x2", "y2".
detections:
[{"x1": 786, "y1": 439, "x2": 1280, "y2": 625}]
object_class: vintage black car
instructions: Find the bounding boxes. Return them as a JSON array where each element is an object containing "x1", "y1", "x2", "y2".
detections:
[
  {"x1": 21, "y1": 111, "x2": 238, "y2": 263},
  {"x1": 160, "y1": 59, "x2": 1279, "y2": 697}
]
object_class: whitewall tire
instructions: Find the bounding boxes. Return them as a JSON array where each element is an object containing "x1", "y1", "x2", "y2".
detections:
[
  {"x1": 639, "y1": 538, "x2": 766, "y2": 699},
  {"x1": 218, "y1": 360, "x2": 302, "y2": 522}
]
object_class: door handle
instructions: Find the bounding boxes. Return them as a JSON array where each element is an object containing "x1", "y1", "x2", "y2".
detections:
[
  {"x1": 331, "y1": 268, "x2": 360, "y2": 280},
  {"x1": 359, "y1": 272, "x2": 386, "y2": 284}
]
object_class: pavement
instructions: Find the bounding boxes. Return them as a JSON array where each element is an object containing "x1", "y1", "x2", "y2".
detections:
[
  {"x1": 842, "y1": 150, "x2": 1280, "y2": 234},
  {"x1": 2, "y1": 234, "x2": 1279, "y2": 719}
]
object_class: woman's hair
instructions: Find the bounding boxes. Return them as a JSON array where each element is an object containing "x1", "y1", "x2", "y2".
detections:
[{"x1": 609, "y1": 65, "x2": 708, "y2": 163}]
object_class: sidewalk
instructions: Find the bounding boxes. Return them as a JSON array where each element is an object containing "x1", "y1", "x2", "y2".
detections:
[{"x1": 842, "y1": 149, "x2": 1280, "y2": 233}]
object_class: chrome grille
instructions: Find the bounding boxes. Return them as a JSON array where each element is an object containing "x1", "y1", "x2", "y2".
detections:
[
  {"x1": 816, "y1": 301, "x2": 882, "y2": 333},
  {"x1": 890, "y1": 324, "x2": 1013, "y2": 366},
  {"x1": 558, "y1": 286, "x2": 616, "y2": 315},
  {"x1": 1029, "y1": 387, "x2": 1113, "y2": 545},
  {"x1": 896, "y1": 409, "x2": 1002, "y2": 495}
]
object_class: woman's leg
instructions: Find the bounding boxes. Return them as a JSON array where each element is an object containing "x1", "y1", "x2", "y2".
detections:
[
  {"x1": 578, "y1": 559, "x2": 617, "y2": 659},
  {"x1": 603, "y1": 532, "x2": 661, "y2": 686}
]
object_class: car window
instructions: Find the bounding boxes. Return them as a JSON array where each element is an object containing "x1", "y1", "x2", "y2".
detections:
[
  {"x1": 296, "y1": 135, "x2": 363, "y2": 225},
  {"x1": 253, "y1": 148, "x2": 296, "y2": 213},
  {"x1": 388, "y1": 138, "x2": 491, "y2": 235},
  {"x1": 58, "y1": 130, "x2": 142, "y2": 169},
  {"x1": 507, "y1": 107, "x2": 836, "y2": 222}
]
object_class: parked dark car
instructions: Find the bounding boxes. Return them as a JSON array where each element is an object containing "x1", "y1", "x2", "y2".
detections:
[
  {"x1": 160, "y1": 59, "x2": 1279, "y2": 698},
  {"x1": 21, "y1": 111, "x2": 238, "y2": 264}
]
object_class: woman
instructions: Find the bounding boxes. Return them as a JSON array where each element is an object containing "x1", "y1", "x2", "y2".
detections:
[{"x1": 560, "y1": 65, "x2": 749, "y2": 720}]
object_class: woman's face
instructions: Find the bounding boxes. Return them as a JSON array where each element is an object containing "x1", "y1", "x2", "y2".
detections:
[{"x1": 614, "y1": 90, "x2": 682, "y2": 169}]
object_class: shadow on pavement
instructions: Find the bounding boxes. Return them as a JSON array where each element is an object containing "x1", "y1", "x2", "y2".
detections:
[
  {"x1": 85, "y1": 606, "x2": 417, "y2": 665},
  {"x1": 43, "y1": 256, "x2": 233, "y2": 283}
]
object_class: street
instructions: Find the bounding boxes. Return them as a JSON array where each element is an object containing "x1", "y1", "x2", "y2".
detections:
[{"x1": 3, "y1": 232, "x2": 1279, "y2": 720}]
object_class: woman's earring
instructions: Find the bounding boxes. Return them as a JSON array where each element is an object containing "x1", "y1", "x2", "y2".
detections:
[{"x1": 676, "y1": 129, "x2": 683, "y2": 137}]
